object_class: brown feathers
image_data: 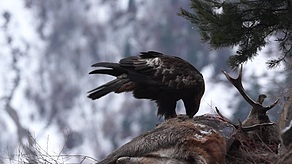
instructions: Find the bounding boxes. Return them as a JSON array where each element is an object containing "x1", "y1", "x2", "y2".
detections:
[{"x1": 88, "y1": 51, "x2": 205, "y2": 119}]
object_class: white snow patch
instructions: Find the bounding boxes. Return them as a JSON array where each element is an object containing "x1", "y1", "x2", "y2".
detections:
[
  {"x1": 198, "y1": 64, "x2": 239, "y2": 118},
  {"x1": 117, "y1": 0, "x2": 130, "y2": 11}
]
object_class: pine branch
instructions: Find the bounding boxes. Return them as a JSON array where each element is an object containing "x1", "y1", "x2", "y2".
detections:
[{"x1": 179, "y1": 0, "x2": 292, "y2": 68}]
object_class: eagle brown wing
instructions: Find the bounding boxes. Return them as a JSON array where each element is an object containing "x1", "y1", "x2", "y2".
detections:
[
  {"x1": 88, "y1": 51, "x2": 205, "y2": 119},
  {"x1": 119, "y1": 51, "x2": 202, "y2": 90}
]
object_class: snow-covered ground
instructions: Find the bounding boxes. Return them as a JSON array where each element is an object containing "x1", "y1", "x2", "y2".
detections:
[{"x1": 0, "y1": 0, "x2": 287, "y2": 163}]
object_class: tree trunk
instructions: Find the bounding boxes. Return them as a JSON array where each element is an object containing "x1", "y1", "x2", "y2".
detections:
[{"x1": 279, "y1": 88, "x2": 292, "y2": 131}]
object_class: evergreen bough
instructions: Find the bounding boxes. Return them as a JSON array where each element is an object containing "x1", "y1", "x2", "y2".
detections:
[{"x1": 179, "y1": 0, "x2": 292, "y2": 69}]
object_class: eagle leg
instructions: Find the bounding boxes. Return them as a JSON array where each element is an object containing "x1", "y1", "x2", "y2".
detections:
[{"x1": 156, "y1": 99, "x2": 177, "y2": 119}]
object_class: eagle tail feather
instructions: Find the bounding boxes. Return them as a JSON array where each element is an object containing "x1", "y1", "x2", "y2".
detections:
[
  {"x1": 88, "y1": 79, "x2": 130, "y2": 100},
  {"x1": 91, "y1": 62, "x2": 120, "y2": 68},
  {"x1": 89, "y1": 69, "x2": 121, "y2": 76},
  {"x1": 90, "y1": 62, "x2": 127, "y2": 77}
]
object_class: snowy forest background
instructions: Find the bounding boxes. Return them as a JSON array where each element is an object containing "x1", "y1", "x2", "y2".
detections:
[{"x1": 0, "y1": 0, "x2": 289, "y2": 163}]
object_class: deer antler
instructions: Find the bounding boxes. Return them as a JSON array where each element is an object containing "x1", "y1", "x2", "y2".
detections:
[
  {"x1": 221, "y1": 67, "x2": 280, "y2": 153},
  {"x1": 221, "y1": 65, "x2": 279, "y2": 115}
]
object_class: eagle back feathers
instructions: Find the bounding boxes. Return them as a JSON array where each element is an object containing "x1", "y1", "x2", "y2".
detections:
[{"x1": 119, "y1": 51, "x2": 203, "y2": 90}]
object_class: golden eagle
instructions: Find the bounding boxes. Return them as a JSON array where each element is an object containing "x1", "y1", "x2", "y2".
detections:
[{"x1": 88, "y1": 51, "x2": 205, "y2": 119}]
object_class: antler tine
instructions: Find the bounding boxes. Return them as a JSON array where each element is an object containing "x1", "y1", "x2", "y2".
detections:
[
  {"x1": 222, "y1": 66, "x2": 279, "y2": 113},
  {"x1": 257, "y1": 94, "x2": 267, "y2": 104},
  {"x1": 256, "y1": 94, "x2": 279, "y2": 111},
  {"x1": 221, "y1": 65, "x2": 258, "y2": 107},
  {"x1": 263, "y1": 98, "x2": 279, "y2": 112}
]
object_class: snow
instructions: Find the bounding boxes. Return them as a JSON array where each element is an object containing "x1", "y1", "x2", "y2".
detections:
[
  {"x1": 243, "y1": 38, "x2": 286, "y2": 93},
  {"x1": 117, "y1": 0, "x2": 130, "y2": 11},
  {"x1": 0, "y1": 0, "x2": 40, "y2": 51},
  {"x1": 0, "y1": 0, "x2": 288, "y2": 163},
  {"x1": 199, "y1": 64, "x2": 239, "y2": 118}
]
